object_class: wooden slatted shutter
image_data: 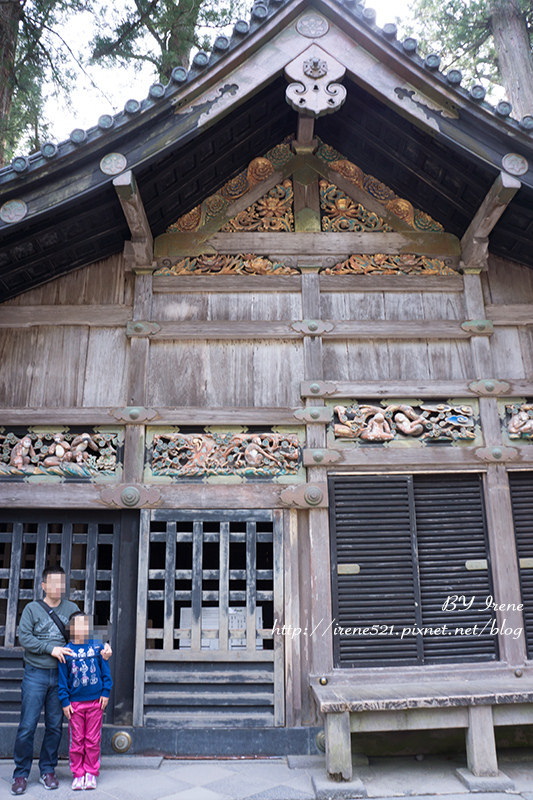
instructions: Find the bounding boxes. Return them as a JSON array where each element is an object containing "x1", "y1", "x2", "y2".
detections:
[
  {"x1": 329, "y1": 473, "x2": 497, "y2": 667},
  {"x1": 414, "y1": 475, "x2": 497, "y2": 663},
  {"x1": 509, "y1": 471, "x2": 533, "y2": 658}
]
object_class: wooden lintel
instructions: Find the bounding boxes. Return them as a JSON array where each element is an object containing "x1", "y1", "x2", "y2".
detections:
[
  {"x1": 300, "y1": 379, "x2": 533, "y2": 398},
  {"x1": 0, "y1": 305, "x2": 131, "y2": 328},
  {"x1": 461, "y1": 172, "x2": 520, "y2": 269},
  {"x1": 0, "y1": 406, "x2": 301, "y2": 426},
  {"x1": 154, "y1": 231, "x2": 461, "y2": 260},
  {"x1": 486, "y1": 304, "x2": 533, "y2": 326},
  {"x1": 335, "y1": 446, "x2": 533, "y2": 469},
  {"x1": 113, "y1": 170, "x2": 154, "y2": 267}
]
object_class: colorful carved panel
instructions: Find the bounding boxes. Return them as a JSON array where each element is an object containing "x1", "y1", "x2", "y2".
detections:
[
  {"x1": 154, "y1": 254, "x2": 299, "y2": 276},
  {"x1": 221, "y1": 180, "x2": 294, "y2": 232},
  {"x1": 506, "y1": 402, "x2": 533, "y2": 439},
  {"x1": 316, "y1": 139, "x2": 444, "y2": 232},
  {"x1": 319, "y1": 181, "x2": 392, "y2": 232},
  {"x1": 167, "y1": 141, "x2": 294, "y2": 233},
  {"x1": 321, "y1": 253, "x2": 456, "y2": 275},
  {"x1": 332, "y1": 402, "x2": 477, "y2": 444},
  {"x1": 149, "y1": 431, "x2": 302, "y2": 479},
  {"x1": 0, "y1": 428, "x2": 122, "y2": 480}
]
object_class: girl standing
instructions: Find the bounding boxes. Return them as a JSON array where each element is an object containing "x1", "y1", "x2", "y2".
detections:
[{"x1": 58, "y1": 613, "x2": 112, "y2": 790}]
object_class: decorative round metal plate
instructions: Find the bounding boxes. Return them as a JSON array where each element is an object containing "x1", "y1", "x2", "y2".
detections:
[
  {"x1": 296, "y1": 14, "x2": 329, "y2": 38},
  {"x1": 111, "y1": 731, "x2": 132, "y2": 753},
  {"x1": 502, "y1": 152, "x2": 529, "y2": 176},
  {"x1": 100, "y1": 153, "x2": 127, "y2": 176},
  {"x1": 0, "y1": 199, "x2": 28, "y2": 224}
]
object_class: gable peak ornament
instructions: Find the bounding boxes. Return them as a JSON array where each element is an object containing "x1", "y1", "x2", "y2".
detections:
[{"x1": 285, "y1": 44, "x2": 347, "y2": 118}]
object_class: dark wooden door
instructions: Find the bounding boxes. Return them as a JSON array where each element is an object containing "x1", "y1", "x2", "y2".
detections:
[
  {"x1": 134, "y1": 509, "x2": 284, "y2": 728},
  {"x1": 0, "y1": 510, "x2": 129, "y2": 730}
]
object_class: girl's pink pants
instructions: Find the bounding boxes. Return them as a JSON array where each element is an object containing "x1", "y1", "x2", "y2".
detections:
[{"x1": 68, "y1": 700, "x2": 103, "y2": 777}]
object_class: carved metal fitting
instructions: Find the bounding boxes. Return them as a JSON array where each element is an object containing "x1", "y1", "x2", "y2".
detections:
[
  {"x1": 303, "y1": 448, "x2": 342, "y2": 466},
  {"x1": 468, "y1": 379, "x2": 510, "y2": 395},
  {"x1": 293, "y1": 407, "x2": 333, "y2": 423},
  {"x1": 100, "y1": 485, "x2": 161, "y2": 508},
  {"x1": 111, "y1": 731, "x2": 132, "y2": 753},
  {"x1": 474, "y1": 446, "x2": 518, "y2": 463},
  {"x1": 111, "y1": 406, "x2": 159, "y2": 423},
  {"x1": 300, "y1": 381, "x2": 337, "y2": 397},
  {"x1": 291, "y1": 320, "x2": 334, "y2": 336},
  {"x1": 280, "y1": 483, "x2": 328, "y2": 508},
  {"x1": 285, "y1": 44, "x2": 346, "y2": 118},
  {"x1": 126, "y1": 320, "x2": 161, "y2": 337},
  {"x1": 461, "y1": 319, "x2": 494, "y2": 335}
]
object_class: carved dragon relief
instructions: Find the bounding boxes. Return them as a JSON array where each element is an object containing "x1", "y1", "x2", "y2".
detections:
[{"x1": 331, "y1": 402, "x2": 478, "y2": 445}]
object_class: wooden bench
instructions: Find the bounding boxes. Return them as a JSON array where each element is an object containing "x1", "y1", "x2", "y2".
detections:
[{"x1": 311, "y1": 678, "x2": 533, "y2": 785}]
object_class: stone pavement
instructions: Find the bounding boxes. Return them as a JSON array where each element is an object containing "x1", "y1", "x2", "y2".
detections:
[{"x1": 3, "y1": 752, "x2": 533, "y2": 800}]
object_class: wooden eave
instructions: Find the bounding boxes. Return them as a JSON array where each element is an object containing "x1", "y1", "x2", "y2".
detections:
[{"x1": 1, "y1": 0, "x2": 533, "y2": 300}]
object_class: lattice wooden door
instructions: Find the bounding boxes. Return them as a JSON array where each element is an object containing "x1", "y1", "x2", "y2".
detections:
[
  {"x1": 134, "y1": 509, "x2": 284, "y2": 727},
  {"x1": 0, "y1": 511, "x2": 121, "y2": 727}
]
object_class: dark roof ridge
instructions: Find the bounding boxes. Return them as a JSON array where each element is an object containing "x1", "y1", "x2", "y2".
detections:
[{"x1": 0, "y1": 0, "x2": 532, "y2": 190}]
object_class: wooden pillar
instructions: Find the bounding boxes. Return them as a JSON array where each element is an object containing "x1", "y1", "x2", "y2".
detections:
[{"x1": 465, "y1": 706, "x2": 499, "y2": 777}]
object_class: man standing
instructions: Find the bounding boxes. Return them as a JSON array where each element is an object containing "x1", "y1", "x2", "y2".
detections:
[{"x1": 11, "y1": 566, "x2": 111, "y2": 795}]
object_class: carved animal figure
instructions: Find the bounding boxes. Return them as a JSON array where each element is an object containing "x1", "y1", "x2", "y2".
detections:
[
  {"x1": 509, "y1": 408, "x2": 533, "y2": 437},
  {"x1": 43, "y1": 433, "x2": 72, "y2": 467},
  {"x1": 360, "y1": 412, "x2": 395, "y2": 442},
  {"x1": 10, "y1": 436, "x2": 36, "y2": 468},
  {"x1": 70, "y1": 433, "x2": 100, "y2": 463}
]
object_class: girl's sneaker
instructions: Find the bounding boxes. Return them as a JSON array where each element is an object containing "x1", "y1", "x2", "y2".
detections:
[
  {"x1": 85, "y1": 774, "x2": 97, "y2": 790},
  {"x1": 72, "y1": 777, "x2": 84, "y2": 791}
]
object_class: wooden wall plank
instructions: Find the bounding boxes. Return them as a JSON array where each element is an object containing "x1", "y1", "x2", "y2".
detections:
[
  {"x1": 153, "y1": 276, "x2": 302, "y2": 294},
  {"x1": 82, "y1": 329, "x2": 129, "y2": 406},
  {"x1": 491, "y1": 328, "x2": 526, "y2": 379},
  {"x1": 486, "y1": 255, "x2": 533, "y2": 305},
  {"x1": 0, "y1": 306, "x2": 130, "y2": 327}
]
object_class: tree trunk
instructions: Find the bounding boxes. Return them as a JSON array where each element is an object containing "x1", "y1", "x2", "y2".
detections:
[
  {"x1": 163, "y1": 0, "x2": 202, "y2": 80},
  {"x1": 0, "y1": 0, "x2": 22, "y2": 165},
  {"x1": 490, "y1": 0, "x2": 533, "y2": 118}
]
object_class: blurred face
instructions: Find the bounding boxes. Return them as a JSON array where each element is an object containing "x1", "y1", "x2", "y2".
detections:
[
  {"x1": 71, "y1": 616, "x2": 92, "y2": 644},
  {"x1": 41, "y1": 572, "x2": 66, "y2": 602}
]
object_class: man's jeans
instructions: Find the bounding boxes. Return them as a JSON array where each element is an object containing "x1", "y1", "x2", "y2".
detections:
[{"x1": 13, "y1": 664, "x2": 63, "y2": 778}]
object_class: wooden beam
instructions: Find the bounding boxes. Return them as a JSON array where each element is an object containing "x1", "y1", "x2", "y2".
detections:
[
  {"x1": 113, "y1": 170, "x2": 153, "y2": 267},
  {"x1": 153, "y1": 275, "x2": 301, "y2": 294},
  {"x1": 461, "y1": 172, "x2": 520, "y2": 270},
  {"x1": 0, "y1": 305, "x2": 131, "y2": 327},
  {"x1": 155, "y1": 231, "x2": 461, "y2": 260},
  {"x1": 128, "y1": 318, "x2": 485, "y2": 341},
  {"x1": 319, "y1": 275, "x2": 463, "y2": 293},
  {"x1": 486, "y1": 304, "x2": 533, "y2": 326},
  {"x1": 300, "y1": 379, "x2": 533, "y2": 398}
]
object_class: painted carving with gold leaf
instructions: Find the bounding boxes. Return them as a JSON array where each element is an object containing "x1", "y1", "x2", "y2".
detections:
[
  {"x1": 222, "y1": 180, "x2": 294, "y2": 232},
  {"x1": 0, "y1": 429, "x2": 120, "y2": 478},
  {"x1": 155, "y1": 253, "x2": 299, "y2": 276},
  {"x1": 319, "y1": 181, "x2": 392, "y2": 232},
  {"x1": 321, "y1": 253, "x2": 456, "y2": 276},
  {"x1": 151, "y1": 432, "x2": 301, "y2": 478},
  {"x1": 507, "y1": 402, "x2": 533, "y2": 439},
  {"x1": 317, "y1": 139, "x2": 444, "y2": 232},
  {"x1": 333, "y1": 403, "x2": 476, "y2": 443}
]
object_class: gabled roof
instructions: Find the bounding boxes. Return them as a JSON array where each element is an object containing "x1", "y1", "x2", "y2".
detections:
[{"x1": 1, "y1": 0, "x2": 533, "y2": 301}]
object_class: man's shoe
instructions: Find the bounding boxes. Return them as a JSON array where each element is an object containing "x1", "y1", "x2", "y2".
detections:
[
  {"x1": 39, "y1": 773, "x2": 59, "y2": 790},
  {"x1": 11, "y1": 777, "x2": 27, "y2": 796}
]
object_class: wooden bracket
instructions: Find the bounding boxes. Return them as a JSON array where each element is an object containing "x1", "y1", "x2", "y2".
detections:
[
  {"x1": 300, "y1": 381, "x2": 337, "y2": 397},
  {"x1": 294, "y1": 406, "x2": 333, "y2": 423},
  {"x1": 461, "y1": 319, "x2": 494, "y2": 335},
  {"x1": 280, "y1": 483, "x2": 328, "y2": 508},
  {"x1": 100, "y1": 484, "x2": 161, "y2": 508},
  {"x1": 111, "y1": 406, "x2": 159, "y2": 423},
  {"x1": 113, "y1": 170, "x2": 154, "y2": 268},
  {"x1": 474, "y1": 446, "x2": 518, "y2": 463},
  {"x1": 468, "y1": 379, "x2": 511, "y2": 395},
  {"x1": 303, "y1": 448, "x2": 342, "y2": 466},
  {"x1": 291, "y1": 319, "x2": 334, "y2": 336},
  {"x1": 126, "y1": 320, "x2": 161, "y2": 337},
  {"x1": 461, "y1": 171, "x2": 520, "y2": 270}
]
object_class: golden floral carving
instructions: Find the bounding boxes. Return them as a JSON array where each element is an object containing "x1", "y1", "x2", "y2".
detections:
[
  {"x1": 154, "y1": 253, "x2": 299, "y2": 276},
  {"x1": 385, "y1": 197, "x2": 415, "y2": 227},
  {"x1": 329, "y1": 159, "x2": 364, "y2": 187},
  {"x1": 222, "y1": 180, "x2": 294, "y2": 232},
  {"x1": 320, "y1": 181, "x2": 392, "y2": 232},
  {"x1": 172, "y1": 205, "x2": 202, "y2": 232},
  {"x1": 321, "y1": 253, "x2": 456, "y2": 275}
]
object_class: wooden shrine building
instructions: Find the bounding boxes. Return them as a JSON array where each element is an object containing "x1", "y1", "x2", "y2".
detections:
[{"x1": 2, "y1": 0, "x2": 533, "y2": 789}]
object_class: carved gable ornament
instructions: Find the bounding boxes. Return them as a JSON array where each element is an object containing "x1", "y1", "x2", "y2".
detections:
[{"x1": 285, "y1": 44, "x2": 346, "y2": 118}]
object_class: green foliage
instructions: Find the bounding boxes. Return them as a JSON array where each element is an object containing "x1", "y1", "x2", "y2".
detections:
[
  {"x1": 90, "y1": 0, "x2": 252, "y2": 80},
  {"x1": 405, "y1": 0, "x2": 533, "y2": 93}
]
